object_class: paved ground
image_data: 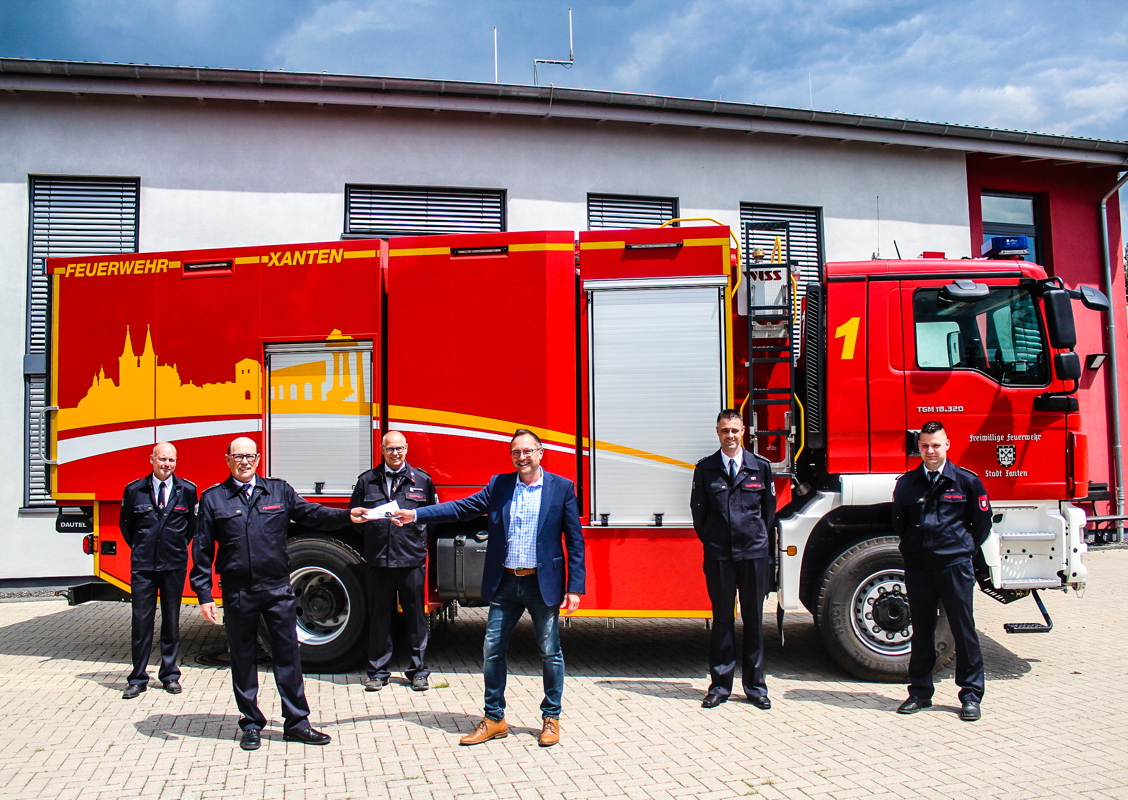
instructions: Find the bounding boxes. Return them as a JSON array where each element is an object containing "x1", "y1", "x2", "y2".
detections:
[{"x1": 1, "y1": 550, "x2": 1127, "y2": 800}]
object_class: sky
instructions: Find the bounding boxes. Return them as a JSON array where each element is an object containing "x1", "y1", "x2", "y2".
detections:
[{"x1": 2, "y1": 0, "x2": 1127, "y2": 143}]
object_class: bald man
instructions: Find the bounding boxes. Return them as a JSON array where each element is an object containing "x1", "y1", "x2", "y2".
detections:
[
  {"x1": 120, "y1": 442, "x2": 197, "y2": 699},
  {"x1": 351, "y1": 431, "x2": 437, "y2": 692},
  {"x1": 191, "y1": 437, "x2": 367, "y2": 751}
]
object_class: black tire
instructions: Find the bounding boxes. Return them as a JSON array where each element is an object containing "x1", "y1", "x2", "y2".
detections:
[
  {"x1": 815, "y1": 536, "x2": 955, "y2": 683},
  {"x1": 258, "y1": 536, "x2": 367, "y2": 673}
]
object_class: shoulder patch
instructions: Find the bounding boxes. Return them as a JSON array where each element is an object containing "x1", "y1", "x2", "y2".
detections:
[
  {"x1": 200, "y1": 482, "x2": 225, "y2": 496},
  {"x1": 753, "y1": 453, "x2": 772, "y2": 465},
  {"x1": 956, "y1": 465, "x2": 981, "y2": 478},
  {"x1": 178, "y1": 478, "x2": 197, "y2": 489},
  {"x1": 695, "y1": 455, "x2": 710, "y2": 465},
  {"x1": 412, "y1": 466, "x2": 432, "y2": 479}
]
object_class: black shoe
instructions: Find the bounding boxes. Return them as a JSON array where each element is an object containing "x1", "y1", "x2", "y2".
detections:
[
  {"x1": 122, "y1": 684, "x2": 145, "y2": 700},
  {"x1": 411, "y1": 674, "x2": 430, "y2": 692},
  {"x1": 364, "y1": 677, "x2": 389, "y2": 692},
  {"x1": 701, "y1": 693, "x2": 726, "y2": 709},
  {"x1": 239, "y1": 728, "x2": 261, "y2": 751},
  {"x1": 960, "y1": 700, "x2": 982, "y2": 721},
  {"x1": 896, "y1": 697, "x2": 932, "y2": 714},
  {"x1": 162, "y1": 680, "x2": 183, "y2": 694},
  {"x1": 747, "y1": 695, "x2": 771, "y2": 710},
  {"x1": 284, "y1": 726, "x2": 331, "y2": 745}
]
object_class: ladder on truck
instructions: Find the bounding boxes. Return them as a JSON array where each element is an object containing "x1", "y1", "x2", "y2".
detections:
[{"x1": 742, "y1": 221, "x2": 798, "y2": 475}]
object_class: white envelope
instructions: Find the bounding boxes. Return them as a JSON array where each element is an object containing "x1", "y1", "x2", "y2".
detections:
[{"x1": 364, "y1": 500, "x2": 400, "y2": 520}]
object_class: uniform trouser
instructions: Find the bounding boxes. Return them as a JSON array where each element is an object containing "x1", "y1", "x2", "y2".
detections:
[
  {"x1": 703, "y1": 557, "x2": 770, "y2": 699},
  {"x1": 366, "y1": 565, "x2": 430, "y2": 681},
  {"x1": 128, "y1": 568, "x2": 185, "y2": 686},
  {"x1": 905, "y1": 559, "x2": 985, "y2": 703},
  {"x1": 221, "y1": 580, "x2": 311, "y2": 733}
]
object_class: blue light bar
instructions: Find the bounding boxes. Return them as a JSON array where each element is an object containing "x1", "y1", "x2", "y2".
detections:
[{"x1": 982, "y1": 235, "x2": 1029, "y2": 258}]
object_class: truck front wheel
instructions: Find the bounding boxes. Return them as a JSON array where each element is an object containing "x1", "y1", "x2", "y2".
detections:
[
  {"x1": 815, "y1": 536, "x2": 955, "y2": 683},
  {"x1": 279, "y1": 536, "x2": 367, "y2": 673}
]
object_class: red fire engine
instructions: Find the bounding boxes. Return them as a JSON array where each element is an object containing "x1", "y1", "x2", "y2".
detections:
[{"x1": 46, "y1": 222, "x2": 1107, "y2": 680}]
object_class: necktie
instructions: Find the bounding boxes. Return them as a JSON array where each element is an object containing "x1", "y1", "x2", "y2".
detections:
[
  {"x1": 928, "y1": 471, "x2": 938, "y2": 486},
  {"x1": 244, "y1": 482, "x2": 253, "y2": 501},
  {"x1": 387, "y1": 471, "x2": 402, "y2": 496},
  {"x1": 727, "y1": 458, "x2": 737, "y2": 483},
  {"x1": 157, "y1": 482, "x2": 167, "y2": 508}
]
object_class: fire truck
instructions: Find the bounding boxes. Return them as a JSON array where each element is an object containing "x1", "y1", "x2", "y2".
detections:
[{"x1": 46, "y1": 222, "x2": 1108, "y2": 681}]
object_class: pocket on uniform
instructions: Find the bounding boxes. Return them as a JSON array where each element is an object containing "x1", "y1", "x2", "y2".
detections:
[{"x1": 134, "y1": 503, "x2": 153, "y2": 514}]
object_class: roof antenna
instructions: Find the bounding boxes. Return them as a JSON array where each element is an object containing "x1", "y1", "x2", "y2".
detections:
[
  {"x1": 534, "y1": 8, "x2": 574, "y2": 85},
  {"x1": 894, "y1": 240, "x2": 902, "y2": 259},
  {"x1": 872, "y1": 195, "x2": 881, "y2": 259}
]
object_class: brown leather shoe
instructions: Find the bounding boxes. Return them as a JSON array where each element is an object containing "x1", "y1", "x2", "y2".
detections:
[
  {"x1": 459, "y1": 717, "x2": 508, "y2": 746},
  {"x1": 538, "y1": 717, "x2": 560, "y2": 747}
]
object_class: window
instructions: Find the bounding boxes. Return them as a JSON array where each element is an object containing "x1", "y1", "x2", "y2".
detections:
[
  {"x1": 913, "y1": 287, "x2": 1047, "y2": 386},
  {"x1": 587, "y1": 194, "x2": 678, "y2": 229},
  {"x1": 26, "y1": 177, "x2": 139, "y2": 506},
  {"x1": 345, "y1": 185, "x2": 505, "y2": 237},
  {"x1": 981, "y1": 191, "x2": 1041, "y2": 263},
  {"x1": 740, "y1": 203, "x2": 823, "y2": 291}
]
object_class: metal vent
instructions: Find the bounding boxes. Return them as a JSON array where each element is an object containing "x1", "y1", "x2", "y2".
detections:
[
  {"x1": 26, "y1": 176, "x2": 139, "y2": 505},
  {"x1": 741, "y1": 203, "x2": 822, "y2": 289},
  {"x1": 588, "y1": 194, "x2": 678, "y2": 230},
  {"x1": 345, "y1": 185, "x2": 505, "y2": 236}
]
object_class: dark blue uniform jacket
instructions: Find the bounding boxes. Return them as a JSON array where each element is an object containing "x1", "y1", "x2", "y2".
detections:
[
  {"x1": 350, "y1": 463, "x2": 436, "y2": 567},
  {"x1": 120, "y1": 474, "x2": 198, "y2": 571},
  {"x1": 892, "y1": 460, "x2": 993, "y2": 567},
  {"x1": 190, "y1": 476, "x2": 350, "y2": 603},
  {"x1": 690, "y1": 449, "x2": 777, "y2": 561}
]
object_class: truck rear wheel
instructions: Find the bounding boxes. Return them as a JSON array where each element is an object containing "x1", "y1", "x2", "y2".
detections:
[
  {"x1": 259, "y1": 536, "x2": 367, "y2": 673},
  {"x1": 815, "y1": 536, "x2": 955, "y2": 683}
]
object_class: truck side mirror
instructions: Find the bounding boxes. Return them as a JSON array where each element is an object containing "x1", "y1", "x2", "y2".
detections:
[
  {"x1": 1043, "y1": 289, "x2": 1077, "y2": 349},
  {"x1": 1078, "y1": 284, "x2": 1110, "y2": 312},
  {"x1": 1054, "y1": 351, "x2": 1081, "y2": 381}
]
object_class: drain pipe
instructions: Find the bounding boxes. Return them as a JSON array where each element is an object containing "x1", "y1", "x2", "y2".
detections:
[{"x1": 1098, "y1": 171, "x2": 1128, "y2": 541}]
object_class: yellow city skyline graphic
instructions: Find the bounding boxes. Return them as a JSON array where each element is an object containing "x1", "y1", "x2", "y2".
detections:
[
  {"x1": 57, "y1": 327, "x2": 369, "y2": 433},
  {"x1": 57, "y1": 327, "x2": 261, "y2": 432}
]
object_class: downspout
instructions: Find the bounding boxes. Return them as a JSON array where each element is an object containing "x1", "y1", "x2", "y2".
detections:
[{"x1": 1098, "y1": 170, "x2": 1128, "y2": 541}]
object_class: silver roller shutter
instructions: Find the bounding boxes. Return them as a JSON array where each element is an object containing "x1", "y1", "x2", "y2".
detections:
[
  {"x1": 588, "y1": 194, "x2": 679, "y2": 230},
  {"x1": 345, "y1": 185, "x2": 505, "y2": 236},
  {"x1": 587, "y1": 278, "x2": 728, "y2": 526}
]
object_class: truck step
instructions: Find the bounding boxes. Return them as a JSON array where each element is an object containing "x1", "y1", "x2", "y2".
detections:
[
  {"x1": 998, "y1": 531, "x2": 1056, "y2": 541},
  {"x1": 1003, "y1": 590, "x2": 1053, "y2": 634},
  {"x1": 999, "y1": 578, "x2": 1061, "y2": 589}
]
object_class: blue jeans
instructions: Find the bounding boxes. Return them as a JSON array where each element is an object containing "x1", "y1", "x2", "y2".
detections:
[{"x1": 482, "y1": 573, "x2": 565, "y2": 721}]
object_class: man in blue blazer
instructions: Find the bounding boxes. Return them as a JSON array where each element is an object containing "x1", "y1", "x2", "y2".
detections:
[{"x1": 392, "y1": 429, "x2": 585, "y2": 747}]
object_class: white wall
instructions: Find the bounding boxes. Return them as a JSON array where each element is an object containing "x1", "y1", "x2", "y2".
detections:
[{"x1": 0, "y1": 93, "x2": 974, "y2": 579}]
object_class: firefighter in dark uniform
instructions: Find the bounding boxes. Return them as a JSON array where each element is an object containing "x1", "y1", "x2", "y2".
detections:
[
  {"x1": 120, "y1": 441, "x2": 197, "y2": 699},
  {"x1": 351, "y1": 431, "x2": 437, "y2": 692},
  {"x1": 191, "y1": 437, "x2": 366, "y2": 751},
  {"x1": 690, "y1": 409, "x2": 777, "y2": 709},
  {"x1": 893, "y1": 420, "x2": 992, "y2": 722}
]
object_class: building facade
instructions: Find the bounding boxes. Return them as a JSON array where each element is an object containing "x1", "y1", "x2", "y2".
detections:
[{"x1": 1, "y1": 59, "x2": 1124, "y2": 579}]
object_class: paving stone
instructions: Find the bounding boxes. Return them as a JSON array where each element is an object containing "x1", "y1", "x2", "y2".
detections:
[{"x1": 1, "y1": 550, "x2": 1127, "y2": 798}]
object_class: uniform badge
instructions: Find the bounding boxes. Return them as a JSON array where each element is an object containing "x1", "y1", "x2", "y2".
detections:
[
  {"x1": 996, "y1": 445, "x2": 1017, "y2": 468},
  {"x1": 979, "y1": 494, "x2": 989, "y2": 511}
]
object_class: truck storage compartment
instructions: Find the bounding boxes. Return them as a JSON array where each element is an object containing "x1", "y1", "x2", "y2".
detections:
[{"x1": 434, "y1": 532, "x2": 490, "y2": 605}]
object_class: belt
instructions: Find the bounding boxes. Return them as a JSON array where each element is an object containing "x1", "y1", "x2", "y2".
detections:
[{"x1": 504, "y1": 567, "x2": 537, "y2": 576}]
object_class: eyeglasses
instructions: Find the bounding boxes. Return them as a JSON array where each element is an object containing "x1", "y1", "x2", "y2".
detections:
[
  {"x1": 383, "y1": 446, "x2": 407, "y2": 454},
  {"x1": 510, "y1": 448, "x2": 542, "y2": 458},
  {"x1": 229, "y1": 453, "x2": 259, "y2": 462}
]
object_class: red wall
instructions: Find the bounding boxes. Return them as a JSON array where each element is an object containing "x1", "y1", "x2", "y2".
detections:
[{"x1": 967, "y1": 154, "x2": 1126, "y2": 510}]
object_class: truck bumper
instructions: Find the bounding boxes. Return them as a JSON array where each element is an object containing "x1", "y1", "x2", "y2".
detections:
[{"x1": 65, "y1": 580, "x2": 130, "y2": 606}]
